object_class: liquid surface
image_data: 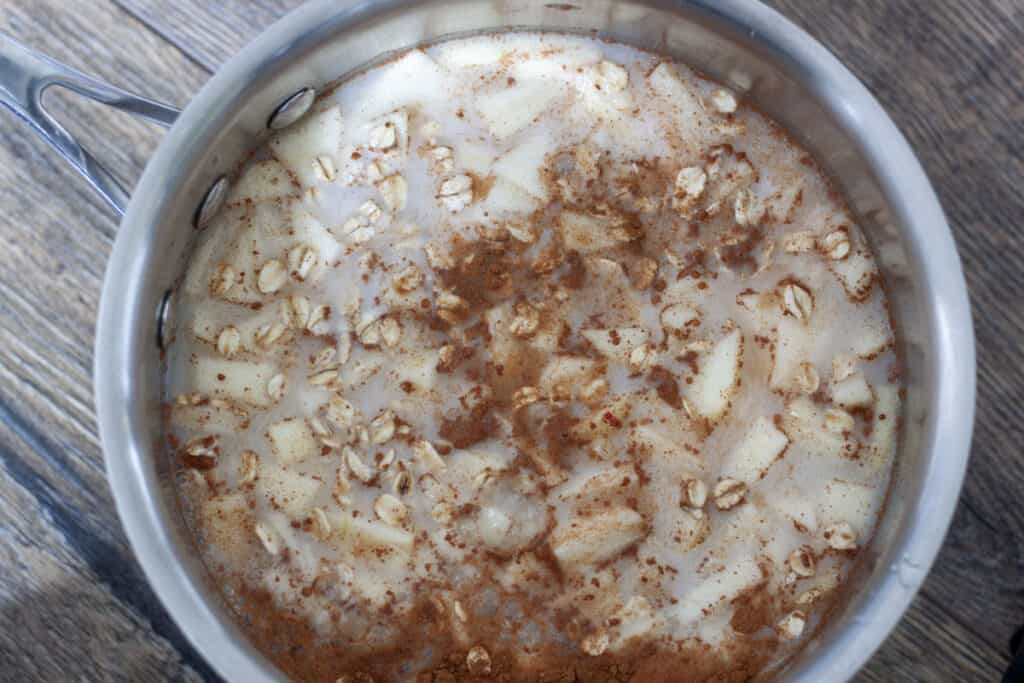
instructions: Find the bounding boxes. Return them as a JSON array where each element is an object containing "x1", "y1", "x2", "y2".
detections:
[{"x1": 166, "y1": 33, "x2": 900, "y2": 682}]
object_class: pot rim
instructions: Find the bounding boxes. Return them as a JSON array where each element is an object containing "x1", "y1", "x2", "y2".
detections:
[{"x1": 95, "y1": 1, "x2": 975, "y2": 681}]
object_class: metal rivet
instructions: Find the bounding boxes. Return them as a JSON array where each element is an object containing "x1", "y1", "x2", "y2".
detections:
[
  {"x1": 157, "y1": 289, "x2": 174, "y2": 350},
  {"x1": 268, "y1": 87, "x2": 316, "y2": 130},
  {"x1": 194, "y1": 175, "x2": 229, "y2": 229}
]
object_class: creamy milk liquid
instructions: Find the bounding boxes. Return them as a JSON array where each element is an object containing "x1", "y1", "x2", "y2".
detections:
[{"x1": 166, "y1": 33, "x2": 900, "y2": 682}]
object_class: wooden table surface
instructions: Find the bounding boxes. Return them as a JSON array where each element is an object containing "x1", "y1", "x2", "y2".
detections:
[{"x1": 0, "y1": 1, "x2": 1020, "y2": 681}]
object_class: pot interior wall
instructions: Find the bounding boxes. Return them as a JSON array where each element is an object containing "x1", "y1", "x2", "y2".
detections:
[{"x1": 129, "y1": 1, "x2": 936, "y2": 679}]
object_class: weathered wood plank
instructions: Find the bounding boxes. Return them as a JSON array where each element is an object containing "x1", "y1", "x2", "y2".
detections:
[
  {"x1": 0, "y1": 0, "x2": 215, "y2": 680},
  {"x1": 113, "y1": 0, "x2": 300, "y2": 72},
  {"x1": 0, "y1": 0, "x2": 1020, "y2": 682},
  {"x1": 853, "y1": 592, "x2": 1006, "y2": 683},
  {"x1": 0, "y1": 425, "x2": 209, "y2": 682}
]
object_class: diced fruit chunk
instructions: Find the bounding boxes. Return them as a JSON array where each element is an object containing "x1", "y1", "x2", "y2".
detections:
[
  {"x1": 688, "y1": 328, "x2": 742, "y2": 421},
  {"x1": 866, "y1": 384, "x2": 899, "y2": 468},
  {"x1": 492, "y1": 132, "x2": 553, "y2": 199},
  {"x1": 199, "y1": 493, "x2": 253, "y2": 562},
  {"x1": 559, "y1": 211, "x2": 627, "y2": 252},
  {"x1": 269, "y1": 105, "x2": 344, "y2": 186},
  {"x1": 763, "y1": 491, "x2": 819, "y2": 532},
  {"x1": 721, "y1": 416, "x2": 789, "y2": 483},
  {"x1": 191, "y1": 357, "x2": 278, "y2": 407},
  {"x1": 267, "y1": 418, "x2": 319, "y2": 464},
  {"x1": 227, "y1": 159, "x2": 295, "y2": 204},
  {"x1": 770, "y1": 316, "x2": 812, "y2": 391},
  {"x1": 817, "y1": 479, "x2": 875, "y2": 535},
  {"x1": 555, "y1": 464, "x2": 638, "y2": 504},
  {"x1": 550, "y1": 507, "x2": 646, "y2": 569},
  {"x1": 831, "y1": 244, "x2": 877, "y2": 300},
  {"x1": 670, "y1": 557, "x2": 764, "y2": 625},
  {"x1": 335, "y1": 514, "x2": 415, "y2": 555},
  {"x1": 832, "y1": 372, "x2": 873, "y2": 408},
  {"x1": 477, "y1": 80, "x2": 562, "y2": 139},
  {"x1": 258, "y1": 462, "x2": 322, "y2": 518}
]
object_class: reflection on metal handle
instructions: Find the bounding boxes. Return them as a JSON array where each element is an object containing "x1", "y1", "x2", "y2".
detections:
[{"x1": 0, "y1": 33, "x2": 180, "y2": 216}]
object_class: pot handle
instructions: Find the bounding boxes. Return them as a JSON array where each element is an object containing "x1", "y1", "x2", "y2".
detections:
[{"x1": 0, "y1": 33, "x2": 180, "y2": 216}]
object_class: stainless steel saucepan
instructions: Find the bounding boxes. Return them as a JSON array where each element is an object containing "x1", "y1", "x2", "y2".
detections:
[{"x1": 0, "y1": 1, "x2": 975, "y2": 681}]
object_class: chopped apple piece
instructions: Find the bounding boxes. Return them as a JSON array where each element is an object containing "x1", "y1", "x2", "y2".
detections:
[
  {"x1": 182, "y1": 205, "x2": 247, "y2": 298},
  {"x1": 670, "y1": 557, "x2": 764, "y2": 625},
  {"x1": 660, "y1": 276, "x2": 703, "y2": 306},
  {"x1": 550, "y1": 507, "x2": 646, "y2": 569},
  {"x1": 484, "y1": 177, "x2": 538, "y2": 215},
  {"x1": 555, "y1": 464, "x2": 638, "y2": 504},
  {"x1": 648, "y1": 63, "x2": 706, "y2": 126},
  {"x1": 539, "y1": 355, "x2": 601, "y2": 399},
  {"x1": 269, "y1": 105, "x2": 344, "y2": 186},
  {"x1": 190, "y1": 301, "x2": 276, "y2": 348},
  {"x1": 782, "y1": 397, "x2": 858, "y2": 460},
  {"x1": 661, "y1": 303, "x2": 700, "y2": 331},
  {"x1": 434, "y1": 38, "x2": 509, "y2": 68},
  {"x1": 189, "y1": 301, "x2": 227, "y2": 344},
  {"x1": 832, "y1": 372, "x2": 873, "y2": 408},
  {"x1": 249, "y1": 200, "x2": 293, "y2": 244},
  {"x1": 763, "y1": 492, "x2": 819, "y2": 532},
  {"x1": 476, "y1": 491, "x2": 548, "y2": 555},
  {"x1": 770, "y1": 316, "x2": 812, "y2": 391},
  {"x1": 333, "y1": 514, "x2": 415, "y2": 555},
  {"x1": 227, "y1": 159, "x2": 295, "y2": 204},
  {"x1": 721, "y1": 416, "x2": 789, "y2": 483},
  {"x1": 558, "y1": 211, "x2": 627, "y2": 252},
  {"x1": 688, "y1": 327, "x2": 743, "y2": 421},
  {"x1": 191, "y1": 357, "x2": 278, "y2": 407},
  {"x1": 267, "y1": 418, "x2": 319, "y2": 464},
  {"x1": 292, "y1": 205, "x2": 343, "y2": 265},
  {"x1": 607, "y1": 596, "x2": 659, "y2": 652},
  {"x1": 831, "y1": 239, "x2": 877, "y2": 301},
  {"x1": 817, "y1": 479, "x2": 875, "y2": 535},
  {"x1": 632, "y1": 422, "x2": 704, "y2": 474},
  {"x1": 199, "y1": 493, "x2": 253, "y2": 562},
  {"x1": 629, "y1": 390, "x2": 703, "y2": 471},
  {"x1": 581, "y1": 328, "x2": 648, "y2": 365},
  {"x1": 492, "y1": 131, "x2": 553, "y2": 199},
  {"x1": 447, "y1": 448, "x2": 509, "y2": 483},
  {"x1": 845, "y1": 301, "x2": 892, "y2": 358},
  {"x1": 477, "y1": 506, "x2": 513, "y2": 548},
  {"x1": 393, "y1": 348, "x2": 440, "y2": 392},
  {"x1": 576, "y1": 65, "x2": 634, "y2": 126},
  {"x1": 211, "y1": 203, "x2": 291, "y2": 304},
  {"x1": 258, "y1": 462, "x2": 322, "y2": 518},
  {"x1": 352, "y1": 50, "x2": 449, "y2": 122},
  {"x1": 647, "y1": 63, "x2": 711, "y2": 149},
  {"x1": 477, "y1": 80, "x2": 563, "y2": 139},
  {"x1": 508, "y1": 45, "x2": 602, "y2": 82}
]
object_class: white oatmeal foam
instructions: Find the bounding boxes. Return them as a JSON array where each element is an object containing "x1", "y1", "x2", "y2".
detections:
[{"x1": 166, "y1": 32, "x2": 899, "y2": 681}]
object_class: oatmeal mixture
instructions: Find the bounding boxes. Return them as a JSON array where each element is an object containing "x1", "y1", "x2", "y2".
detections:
[{"x1": 166, "y1": 33, "x2": 900, "y2": 682}]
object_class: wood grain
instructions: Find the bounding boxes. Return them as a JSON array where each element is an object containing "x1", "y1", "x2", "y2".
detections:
[
  {"x1": 0, "y1": 0, "x2": 214, "y2": 680},
  {"x1": 0, "y1": 1, "x2": 1020, "y2": 682}
]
